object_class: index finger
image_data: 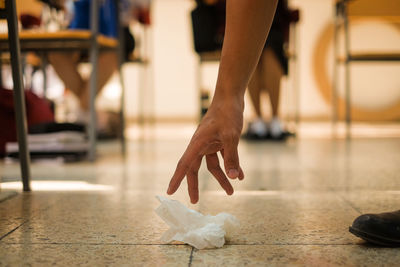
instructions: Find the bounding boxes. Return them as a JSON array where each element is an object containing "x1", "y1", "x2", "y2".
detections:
[
  {"x1": 167, "y1": 140, "x2": 204, "y2": 195},
  {"x1": 167, "y1": 158, "x2": 189, "y2": 195}
]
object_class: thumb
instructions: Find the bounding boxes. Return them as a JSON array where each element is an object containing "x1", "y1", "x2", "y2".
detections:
[{"x1": 222, "y1": 141, "x2": 240, "y2": 179}]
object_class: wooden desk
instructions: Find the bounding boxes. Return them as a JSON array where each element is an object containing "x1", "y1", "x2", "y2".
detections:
[
  {"x1": 0, "y1": 28, "x2": 120, "y2": 162},
  {"x1": 0, "y1": 30, "x2": 117, "y2": 51}
]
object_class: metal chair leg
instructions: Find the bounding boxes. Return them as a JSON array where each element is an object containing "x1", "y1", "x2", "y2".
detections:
[
  {"x1": 0, "y1": 52, "x2": 3, "y2": 87},
  {"x1": 116, "y1": 0, "x2": 126, "y2": 155},
  {"x1": 118, "y1": 66, "x2": 126, "y2": 155},
  {"x1": 41, "y1": 52, "x2": 48, "y2": 98},
  {"x1": 343, "y1": 2, "x2": 351, "y2": 139},
  {"x1": 197, "y1": 57, "x2": 203, "y2": 121},
  {"x1": 88, "y1": 0, "x2": 99, "y2": 161},
  {"x1": 332, "y1": 7, "x2": 339, "y2": 127},
  {"x1": 6, "y1": 0, "x2": 31, "y2": 191}
]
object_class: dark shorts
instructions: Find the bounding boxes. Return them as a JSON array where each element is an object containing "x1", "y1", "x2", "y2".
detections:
[{"x1": 264, "y1": 29, "x2": 288, "y2": 75}]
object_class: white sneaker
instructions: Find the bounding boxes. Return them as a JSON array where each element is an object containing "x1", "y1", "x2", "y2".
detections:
[
  {"x1": 249, "y1": 118, "x2": 268, "y2": 137},
  {"x1": 269, "y1": 117, "x2": 283, "y2": 138}
]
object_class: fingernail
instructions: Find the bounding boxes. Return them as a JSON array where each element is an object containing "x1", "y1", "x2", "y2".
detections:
[{"x1": 227, "y1": 169, "x2": 239, "y2": 178}]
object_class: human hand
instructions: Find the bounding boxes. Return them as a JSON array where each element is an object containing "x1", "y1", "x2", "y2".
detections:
[{"x1": 167, "y1": 99, "x2": 245, "y2": 204}]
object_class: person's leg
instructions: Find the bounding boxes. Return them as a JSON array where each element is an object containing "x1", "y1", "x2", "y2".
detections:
[
  {"x1": 259, "y1": 48, "x2": 284, "y2": 138},
  {"x1": 246, "y1": 57, "x2": 268, "y2": 137},
  {"x1": 260, "y1": 48, "x2": 283, "y2": 118},
  {"x1": 78, "y1": 51, "x2": 118, "y2": 110},
  {"x1": 248, "y1": 60, "x2": 263, "y2": 118},
  {"x1": 48, "y1": 52, "x2": 83, "y2": 98}
]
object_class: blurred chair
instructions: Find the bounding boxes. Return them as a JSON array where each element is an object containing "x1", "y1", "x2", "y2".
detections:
[
  {"x1": 333, "y1": 0, "x2": 400, "y2": 137},
  {"x1": 0, "y1": 0, "x2": 31, "y2": 191},
  {"x1": 0, "y1": 0, "x2": 147, "y2": 160}
]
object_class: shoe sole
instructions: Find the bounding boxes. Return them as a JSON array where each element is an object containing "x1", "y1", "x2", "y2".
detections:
[
  {"x1": 349, "y1": 226, "x2": 400, "y2": 247},
  {"x1": 242, "y1": 131, "x2": 295, "y2": 141}
]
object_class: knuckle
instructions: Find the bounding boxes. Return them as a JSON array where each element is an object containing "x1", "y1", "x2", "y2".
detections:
[
  {"x1": 188, "y1": 169, "x2": 197, "y2": 176},
  {"x1": 224, "y1": 155, "x2": 238, "y2": 164},
  {"x1": 222, "y1": 132, "x2": 239, "y2": 144}
]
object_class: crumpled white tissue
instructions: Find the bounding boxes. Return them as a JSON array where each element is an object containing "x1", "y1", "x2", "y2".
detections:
[{"x1": 155, "y1": 195, "x2": 239, "y2": 249}]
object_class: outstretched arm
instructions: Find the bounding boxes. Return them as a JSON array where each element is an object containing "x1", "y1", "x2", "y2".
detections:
[{"x1": 167, "y1": 0, "x2": 278, "y2": 203}]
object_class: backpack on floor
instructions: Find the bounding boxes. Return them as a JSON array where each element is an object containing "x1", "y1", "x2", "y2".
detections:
[{"x1": 0, "y1": 87, "x2": 54, "y2": 157}]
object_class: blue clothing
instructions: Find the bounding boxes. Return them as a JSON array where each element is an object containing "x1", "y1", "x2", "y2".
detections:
[{"x1": 69, "y1": 0, "x2": 118, "y2": 38}]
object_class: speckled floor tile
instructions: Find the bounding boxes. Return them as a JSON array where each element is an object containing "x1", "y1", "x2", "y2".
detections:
[
  {"x1": 339, "y1": 191, "x2": 400, "y2": 213},
  {"x1": 195, "y1": 192, "x2": 360, "y2": 245},
  {"x1": 191, "y1": 245, "x2": 400, "y2": 267},
  {"x1": 0, "y1": 191, "x2": 187, "y2": 245},
  {"x1": 1, "y1": 134, "x2": 400, "y2": 265},
  {"x1": 199, "y1": 168, "x2": 331, "y2": 192},
  {"x1": 0, "y1": 193, "x2": 58, "y2": 240},
  {"x1": 0, "y1": 244, "x2": 191, "y2": 267}
]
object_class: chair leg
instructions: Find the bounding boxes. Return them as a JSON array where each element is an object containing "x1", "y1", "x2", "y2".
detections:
[
  {"x1": 88, "y1": 0, "x2": 99, "y2": 161},
  {"x1": 196, "y1": 57, "x2": 203, "y2": 121},
  {"x1": 0, "y1": 52, "x2": 3, "y2": 87},
  {"x1": 6, "y1": 0, "x2": 31, "y2": 191},
  {"x1": 118, "y1": 67, "x2": 126, "y2": 155},
  {"x1": 344, "y1": 3, "x2": 351, "y2": 139},
  {"x1": 41, "y1": 52, "x2": 48, "y2": 98},
  {"x1": 290, "y1": 23, "x2": 300, "y2": 129},
  {"x1": 116, "y1": 0, "x2": 126, "y2": 155},
  {"x1": 332, "y1": 10, "x2": 339, "y2": 127}
]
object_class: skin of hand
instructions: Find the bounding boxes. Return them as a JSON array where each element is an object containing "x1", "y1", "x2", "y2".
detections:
[
  {"x1": 167, "y1": 0, "x2": 278, "y2": 204},
  {"x1": 167, "y1": 96, "x2": 245, "y2": 204}
]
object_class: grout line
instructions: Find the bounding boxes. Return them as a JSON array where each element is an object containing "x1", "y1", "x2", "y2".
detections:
[
  {"x1": 0, "y1": 203, "x2": 60, "y2": 243},
  {"x1": 0, "y1": 242, "x2": 357, "y2": 246},
  {"x1": 336, "y1": 193, "x2": 362, "y2": 214},
  {"x1": 0, "y1": 220, "x2": 28, "y2": 241},
  {"x1": 327, "y1": 184, "x2": 363, "y2": 215},
  {"x1": 188, "y1": 247, "x2": 194, "y2": 267},
  {"x1": 1, "y1": 242, "x2": 188, "y2": 246}
]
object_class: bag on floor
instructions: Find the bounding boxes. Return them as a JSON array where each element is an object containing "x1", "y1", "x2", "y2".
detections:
[{"x1": 0, "y1": 87, "x2": 54, "y2": 157}]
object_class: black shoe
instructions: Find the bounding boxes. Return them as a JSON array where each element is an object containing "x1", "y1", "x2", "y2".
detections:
[{"x1": 349, "y1": 210, "x2": 400, "y2": 247}]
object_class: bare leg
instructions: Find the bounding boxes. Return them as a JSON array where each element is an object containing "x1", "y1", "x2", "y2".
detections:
[
  {"x1": 248, "y1": 60, "x2": 263, "y2": 118},
  {"x1": 48, "y1": 52, "x2": 83, "y2": 97},
  {"x1": 260, "y1": 48, "x2": 283, "y2": 117},
  {"x1": 247, "y1": 54, "x2": 269, "y2": 137},
  {"x1": 79, "y1": 51, "x2": 118, "y2": 110},
  {"x1": 49, "y1": 51, "x2": 117, "y2": 110}
]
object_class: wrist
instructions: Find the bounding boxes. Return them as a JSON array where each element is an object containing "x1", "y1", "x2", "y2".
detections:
[{"x1": 212, "y1": 86, "x2": 245, "y2": 111}]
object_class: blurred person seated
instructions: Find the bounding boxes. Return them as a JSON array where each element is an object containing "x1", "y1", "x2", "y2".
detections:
[
  {"x1": 192, "y1": 0, "x2": 297, "y2": 140},
  {"x1": 47, "y1": 0, "x2": 146, "y2": 123},
  {"x1": 47, "y1": 0, "x2": 119, "y2": 122},
  {"x1": 245, "y1": 0, "x2": 298, "y2": 140}
]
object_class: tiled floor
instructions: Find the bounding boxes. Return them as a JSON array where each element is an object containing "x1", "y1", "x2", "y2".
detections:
[{"x1": 1, "y1": 124, "x2": 400, "y2": 266}]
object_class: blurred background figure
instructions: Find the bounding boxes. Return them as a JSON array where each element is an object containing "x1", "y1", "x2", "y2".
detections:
[
  {"x1": 48, "y1": 0, "x2": 121, "y2": 122},
  {"x1": 191, "y1": 0, "x2": 225, "y2": 54},
  {"x1": 191, "y1": 0, "x2": 299, "y2": 140},
  {"x1": 47, "y1": 0, "x2": 149, "y2": 136},
  {"x1": 245, "y1": 0, "x2": 299, "y2": 140}
]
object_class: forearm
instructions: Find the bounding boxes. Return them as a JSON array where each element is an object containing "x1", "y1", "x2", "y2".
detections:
[
  {"x1": 168, "y1": 1, "x2": 278, "y2": 200},
  {"x1": 213, "y1": 0, "x2": 278, "y2": 107}
]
